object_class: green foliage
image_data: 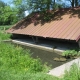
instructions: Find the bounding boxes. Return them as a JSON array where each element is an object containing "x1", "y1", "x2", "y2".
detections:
[
  {"x1": 0, "y1": 42, "x2": 58, "y2": 80},
  {"x1": 63, "y1": 63, "x2": 80, "y2": 80},
  {"x1": 1, "y1": 43, "x2": 80, "y2": 80},
  {"x1": 62, "y1": 50, "x2": 78, "y2": 58},
  {"x1": 0, "y1": 25, "x2": 11, "y2": 40},
  {"x1": 0, "y1": 31, "x2": 57, "y2": 80},
  {"x1": 0, "y1": 71, "x2": 58, "y2": 80},
  {"x1": 0, "y1": 5, "x2": 18, "y2": 25},
  {"x1": 12, "y1": 0, "x2": 80, "y2": 15},
  {"x1": 0, "y1": 32, "x2": 11, "y2": 40},
  {"x1": 11, "y1": 0, "x2": 26, "y2": 20},
  {"x1": 0, "y1": 0, "x2": 19, "y2": 25},
  {"x1": 12, "y1": 0, "x2": 62, "y2": 13},
  {"x1": 0, "y1": 25, "x2": 12, "y2": 30},
  {"x1": 0, "y1": 0, "x2": 6, "y2": 7},
  {"x1": 0, "y1": 42, "x2": 44, "y2": 72}
]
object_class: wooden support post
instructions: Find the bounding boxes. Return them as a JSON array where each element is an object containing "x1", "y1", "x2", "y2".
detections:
[
  {"x1": 32, "y1": 36, "x2": 35, "y2": 43},
  {"x1": 32, "y1": 36, "x2": 39, "y2": 44},
  {"x1": 35, "y1": 37, "x2": 38, "y2": 43},
  {"x1": 78, "y1": 40, "x2": 80, "y2": 48}
]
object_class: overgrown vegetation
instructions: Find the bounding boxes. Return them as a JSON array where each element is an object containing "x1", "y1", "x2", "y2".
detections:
[
  {"x1": 0, "y1": 41, "x2": 80, "y2": 80},
  {"x1": 0, "y1": 29, "x2": 58, "y2": 80},
  {"x1": 0, "y1": 25, "x2": 12, "y2": 30},
  {"x1": 0, "y1": 43, "x2": 45, "y2": 73},
  {"x1": 0, "y1": 42, "x2": 58, "y2": 80},
  {"x1": 0, "y1": 25, "x2": 80, "y2": 80},
  {"x1": 0, "y1": 32, "x2": 11, "y2": 40},
  {"x1": 0, "y1": 25, "x2": 11, "y2": 40},
  {"x1": 62, "y1": 50, "x2": 80, "y2": 58},
  {"x1": 63, "y1": 63, "x2": 80, "y2": 80}
]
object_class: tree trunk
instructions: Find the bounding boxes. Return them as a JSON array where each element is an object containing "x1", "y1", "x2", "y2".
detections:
[
  {"x1": 71, "y1": 0, "x2": 75, "y2": 7},
  {"x1": 53, "y1": 0, "x2": 56, "y2": 10},
  {"x1": 75, "y1": 0, "x2": 78, "y2": 7},
  {"x1": 47, "y1": 0, "x2": 52, "y2": 10},
  {"x1": 54, "y1": 0, "x2": 55, "y2": 5}
]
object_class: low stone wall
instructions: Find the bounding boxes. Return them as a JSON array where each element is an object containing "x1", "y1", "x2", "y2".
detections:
[
  {"x1": 11, "y1": 40, "x2": 70, "y2": 68},
  {"x1": 12, "y1": 40, "x2": 63, "y2": 55},
  {"x1": 48, "y1": 58, "x2": 80, "y2": 77}
]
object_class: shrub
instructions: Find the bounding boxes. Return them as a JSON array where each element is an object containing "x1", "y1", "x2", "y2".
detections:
[
  {"x1": 62, "y1": 50, "x2": 78, "y2": 58},
  {"x1": 0, "y1": 42, "x2": 56, "y2": 80},
  {"x1": 0, "y1": 42, "x2": 45, "y2": 73},
  {"x1": 0, "y1": 32, "x2": 11, "y2": 40}
]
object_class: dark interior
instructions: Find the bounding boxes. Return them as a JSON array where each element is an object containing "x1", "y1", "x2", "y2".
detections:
[{"x1": 11, "y1": 34, "x2": 79, "y2": 50}]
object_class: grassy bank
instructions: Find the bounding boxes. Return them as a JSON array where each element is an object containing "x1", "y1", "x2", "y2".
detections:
[
  {"x1": 0, "y1": 31, "x2": 11, "y2": 40},
  {"x1": 0, "y1": 25, "x2": 11, "y2": 40},
  {"x1": 0, "y1": 41, "x2": 80, "y2": 80},
  {"x1": 0, "y1": 25, "x2": 12, "y2": 30},
  {"x1": 0, "y1": 27, "x2": 58, "y2": 80},
  {"x1": 0, "y1": 25, "x2": 80, "y2": 80},
  {"x1": 0, "y1": 42, "x2": 59, "y2": 80}
]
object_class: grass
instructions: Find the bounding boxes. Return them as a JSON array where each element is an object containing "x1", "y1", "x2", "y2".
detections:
[
  {"x1": 0, "y1": 27, "x2": 58, "y2": 80},
  {"x1": 0, "y1": 25, "x2": 80, "y2": 80},
  {"x1": 0, "y1": 25, "x2": 12, "y2": 30},
  {"x1": 0, "y1": 25, "x2": 59, "y2": 80},
  {"x1": 0, "y1": 42, "x2": 59, "y2": 80},
  {"x1": 1, "y1": 40, "x2": 79, "y2": 80},
  {"x1": 0, "y1": 25, "x2": 11, "y2": 40},
  {"x1": 62, "y1": 63, "x2": 80, "y2": 80},
  {"x1": 0, "y1": 31, "x2": 11, "y2": 40}
]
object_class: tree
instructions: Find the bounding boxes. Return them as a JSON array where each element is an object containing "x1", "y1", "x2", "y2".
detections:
[
  {"x1": 75, "y1": 0, "x2": 78, "y2": 7},
  {"x1": 0, "y1": 0, "x2": 6, "y2": 7},
  {"x1": 11, "y1": 0, "x2": 66, "y2": 23},
  {"x1": 3, "y1": 6, "x2": 18, "y2": 24},
  {"x1": 0, "y1": 0, "x2": 7, "y2": 25},
  {"x1": 11, "y1": 0, "x2": 26, "y2": 20},
  {"x1": 12, "y1": 0, "x2": 62, "y2": 12},
  {"x1": 67, "y1": 0, "x2": 79, "y2": 7},
  {"x1": 11, "y1": 0, "x2": 80, "y2": 23},
  {"x1": 0, "y1": 0, "x2": 18, "y2": 25}
]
